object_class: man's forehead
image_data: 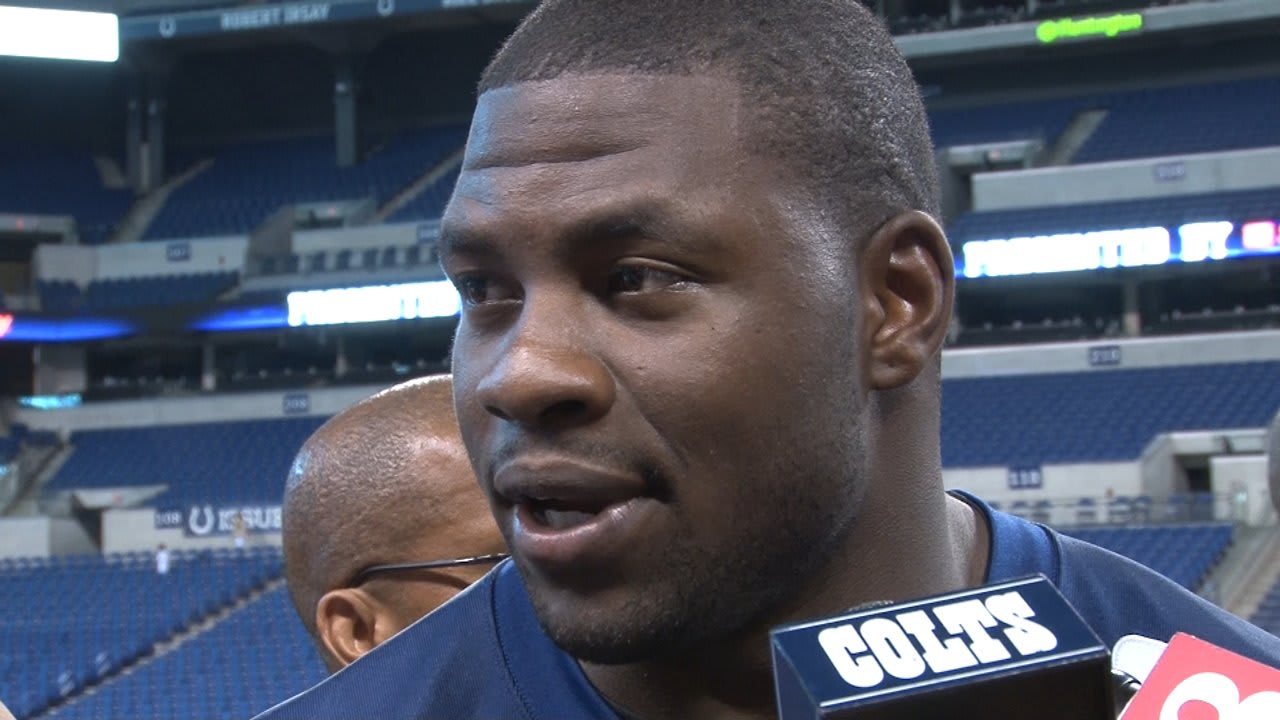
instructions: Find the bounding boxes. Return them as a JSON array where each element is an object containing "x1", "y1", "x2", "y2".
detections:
[{"x1": 464, "y1": 73, "x2": 744, "y2": 171}]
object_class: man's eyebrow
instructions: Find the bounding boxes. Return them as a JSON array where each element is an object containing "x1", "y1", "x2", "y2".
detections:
[
  {"x1": 437, "y1": 224, "x2": 505, "y2": 263},
  {"x1": 440, "y1": 200, "x2": 711, "y2": 261}
]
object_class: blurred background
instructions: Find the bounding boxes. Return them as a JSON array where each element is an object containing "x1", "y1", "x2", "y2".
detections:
[{"x1": 0, "y1": 0, "x2": 1278, "y2": 717}]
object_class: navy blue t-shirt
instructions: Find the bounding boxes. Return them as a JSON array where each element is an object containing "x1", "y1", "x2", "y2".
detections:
[{"x1": 255, "y1": 493, "x2": 1280, "y2": 719}]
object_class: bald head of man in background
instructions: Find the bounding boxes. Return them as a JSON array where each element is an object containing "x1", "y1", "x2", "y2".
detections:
[{"x1": 283, "y1": 375, "x2": 506, "y2": 672}]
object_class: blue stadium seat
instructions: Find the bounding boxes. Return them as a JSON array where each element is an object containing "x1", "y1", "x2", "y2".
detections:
[
  {"x1": 941, "y1": 361, "x2": 1280, "y2": 468},
  {"x1": 77, "y1": 272, "x2": 239, "y2": 311},
  {"x1": 1074, "y1": 76, "x2": 1280, "y2": 163},
  {"x1": 930, "y1": 75, "x2": 1280, "y2": 163},
  {"x1": 145, "y1": 126, "x2": 466, "y2": 240},
  {"x1": 0, "y1": 549, "x2": 286, "y2": 718},
  {"x1": 51, "y1": 585, "x2": 326, "y2": 720},
  {"x1": 0, "y1": 144, "x2": 133, "y2": 246},
  {"x1": 387, "y1": 165, "x2": 461, "y2": 224},
  {"x1": 1065, "y1": 523, "x2": 1233, "y2": 592},
  {"x1": 43, "y1": 417, "x2": 326, "y2": 506}
]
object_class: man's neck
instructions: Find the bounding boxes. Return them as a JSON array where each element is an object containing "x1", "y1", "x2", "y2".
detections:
[{"x1": 580, "y1": 492, "x2": 990, "y2": 720}]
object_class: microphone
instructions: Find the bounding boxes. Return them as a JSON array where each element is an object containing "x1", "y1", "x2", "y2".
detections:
[
  {"x1": 1117, "y1": 632, "x2": 1280, "y2": 719},
  {"x1": 770, "y1": 574, "x2": 1115, "y2": 719},
  {"x1": 1110, "y1": 634, "x2": 1168, "y2": 705}
]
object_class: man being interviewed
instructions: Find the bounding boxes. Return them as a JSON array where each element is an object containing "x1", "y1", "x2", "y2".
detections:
[
  {"x1": 281, "y1": 375, "x2": 506, "y2": 672},
  {"x1": 257, "y1": 2, "x2": 1280, "y2": 718}
]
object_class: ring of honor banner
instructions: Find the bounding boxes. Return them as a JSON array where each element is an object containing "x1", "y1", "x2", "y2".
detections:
[
  {"x1": 121, "y1": 0, "x2": 531, "y2": 41},
  {"x1": 155, "y1": 505, "x2": 282, "y2": 537}
]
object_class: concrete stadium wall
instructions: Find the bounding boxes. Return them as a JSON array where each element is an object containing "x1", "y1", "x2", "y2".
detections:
[
  {"x1": 292, "y1": 221, "x2": 434, "y2": 254},
  {"x1": 33, "y1": 244, "x2": 94, "y2": 287},
  {"x1": 33, "y1": 236, "x2": 248, "y2": 284},
  {"x1": 1211, "y1": 455, "x2": 1275, "y2": 526},
  {"x1": 0, "y1": 516, "x2": 52, "y2": 558},
  {"x1": 942, "y1": 329, "x2": 1280, "y2": 379},
  {"x1": 972, "y1": 147, "x2": 1280, "y2": 212},
  {"x1": 95, "y1": 237, "x2": 247, "y2": 279},
  {"x1": 13, "y1": 383, "x2": 393, "y2": 434},
  {"x1": 32, "y1": 345, "x2": 88, "y2": 396},
  {"x1": 945, "y1": 462, "x2": 1141, "y2": 505}
]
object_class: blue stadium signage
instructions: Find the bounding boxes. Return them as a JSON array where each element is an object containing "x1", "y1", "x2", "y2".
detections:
[
  {"x1": 282, "y1": 392, "x2": 311, "y2": 415},
  {"x1": 121, "y1": 0, "x2": 529, "y2": 41},
  {"x1": 1007, "y1": 466, "x2": 1044, "y2": 490},
  {"x1": 1087, "y1": 345, "x2": 1122, "y2": 367},
  {"x1": 165, "y1": 241, "x2": 191, "y2": 262}
]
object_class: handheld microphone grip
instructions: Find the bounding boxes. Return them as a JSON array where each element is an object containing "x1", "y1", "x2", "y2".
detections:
[{"x1": 1118, "y1": 632, "x2": 1280, "y2": 720}]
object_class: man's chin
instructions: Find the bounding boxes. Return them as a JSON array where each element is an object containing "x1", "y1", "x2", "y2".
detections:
[
  {"x1": 543, "y1": 622, "x2": 680, "y2": 666},
  {"x1": 528, "y1": 592, "x2": 694, "y2": 665}
]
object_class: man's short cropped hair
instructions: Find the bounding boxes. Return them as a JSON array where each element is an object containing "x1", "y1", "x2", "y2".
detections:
[{"x1": 479, "y1": 0, "x2": 939, "y2": 238}]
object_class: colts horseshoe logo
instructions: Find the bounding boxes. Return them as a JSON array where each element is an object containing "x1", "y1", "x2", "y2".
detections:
[{"x1": 187, "y1": 505, "x2": 216, "y2": 536}]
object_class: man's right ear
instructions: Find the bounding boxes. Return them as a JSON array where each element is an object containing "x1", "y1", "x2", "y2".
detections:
[{"x1": 315, "y1": 588, "x2": 383, "y2": 672}]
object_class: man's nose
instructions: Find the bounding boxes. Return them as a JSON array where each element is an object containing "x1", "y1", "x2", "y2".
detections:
[{"x1": 473, "y1": 304, "x2": 616, "y2": 431}]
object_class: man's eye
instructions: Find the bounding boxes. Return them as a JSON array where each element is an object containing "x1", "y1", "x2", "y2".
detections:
[
  {"x1": 607, "y1": 265, "x2": 686, "y2": 294},
  {"x1": 456, "y1": 275, "x2": 502, "y2": 306}
]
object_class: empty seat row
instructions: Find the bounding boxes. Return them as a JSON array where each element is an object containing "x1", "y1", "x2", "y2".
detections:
[
  {"x1": 0, "y1": 548, "x2": 284, "y2": 720},
  {"x1": 145, "y1": 126, "x2": 466, "y2": 241},
  {"x1": 37, "y1": 273, "x2": 240, "y2": 314},
  {"x1": 942, "y1": 360, "x2": 1280, "y2": 468},
  {"x1": 46, "y1": 585, "x2": 325, "y2": 720},
  {"x1": 43, "y1": 417, "x2": 326, "y2": 507},
  {"x1": 930, "y1": 74, "x2": 1280, "y2": 163}
]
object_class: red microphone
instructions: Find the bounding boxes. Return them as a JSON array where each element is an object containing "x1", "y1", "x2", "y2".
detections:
[{"x1": 1118, "y1": 633, "x2": 1280, "y2": 719}]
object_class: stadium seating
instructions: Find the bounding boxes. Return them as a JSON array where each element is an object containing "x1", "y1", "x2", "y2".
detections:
[
  {"x1": 145, "y1": 126, "x2": 466, "y2": 240},
  {"x1": 0, "y1": 145, "x2": 133, "y2": 246},
  {"x1": 0, "y1": 424, "x2": 25, "y2": 464},
  {"x1": 1064, "y1": 523, "x2": 1233, "y2": 591},
  {"x1": 931, "y1": 75, "x2": 1280, "y2": 162},
  {"x1": 17, "y1": 526, "x2": 1235, "y2": 720},
  {"x1": 1251, "y1": 575, "x2": 1280, "y2": 639},
  {"x1": 0, "y1": 548, "x2": 281, "y2": 720},
  {"x1": 42, "y1": 417, "x2": 326, "y2": 507},
  {"x1": 36, "y1": 360, "x2": 1280, "y2": 507},
  {"x1": 386, "y1": 165, "x2": 461, "y2": 224},
  {"x1": 930, "y1": 95, "x2": 1084, "y2": 149},
  {"x1": 948, "y1": 186, "x2": 1280, "y2": 245},
  {"x1": 1075, "y1": 75, "x2": 1280, "y2": 163},
  {"x1": 49, "y1": 585, "x2": 326, "y2": 720},
  {"x1": 941, "y1": 360, "x2": 1280, "y2": 468},
  {"x1": 83, "y1": 273, "x2": 239, "y2": 311},
  {"x1": 38, "y1": 273, "x2": 240, "y2": 313},
  {"x1": 38, "y1": 280, "x2": 84, "y2": 315}
]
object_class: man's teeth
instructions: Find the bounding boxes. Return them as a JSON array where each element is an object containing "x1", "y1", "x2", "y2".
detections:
[{"x1": 537, "y1": 507, "x2": 598, "y2": 530}]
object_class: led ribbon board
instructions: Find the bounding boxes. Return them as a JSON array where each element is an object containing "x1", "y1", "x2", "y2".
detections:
[
  {"x1": 958, "y1": 219, "x2": 1280, "y2": 279},
  {"x1": 1036, "y1": 13, "x2": 1143, "y2": 44},
  {"x1": 286, "y1": 280, "x2": 460, "y2": 327},
  {"x1": 0, "y1": 5, "x2": 118, "y2": 62}
]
